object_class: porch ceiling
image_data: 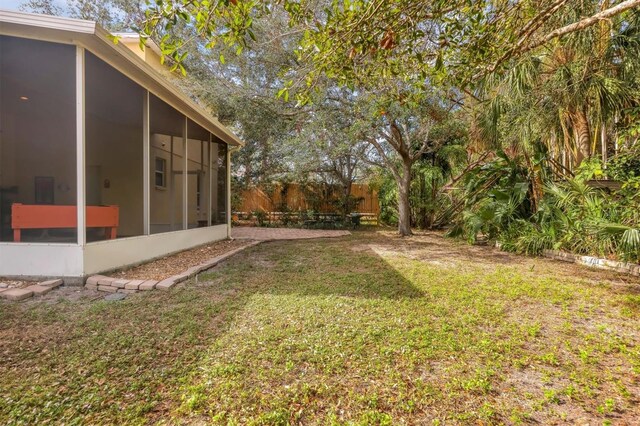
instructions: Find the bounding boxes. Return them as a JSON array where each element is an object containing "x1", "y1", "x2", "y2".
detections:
[{"x1": 0, "y1": 9, "x2": 244, "y2": 147}]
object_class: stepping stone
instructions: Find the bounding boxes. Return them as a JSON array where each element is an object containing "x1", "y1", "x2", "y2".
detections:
[
  {"x1": 26, "y1": 285, "x2": 52, "y2": 296},
  {"x1": 0, "y1": 288, "x2": 33, "y2": 301},
  {"x1": 104, "y1": 293, "x2": 127, "y2": 301},
  {"x1": 40, "y1": 279, "x2": 63, "y2": 288}
]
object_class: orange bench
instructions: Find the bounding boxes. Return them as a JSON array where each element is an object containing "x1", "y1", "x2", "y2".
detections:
[{"x1": 11, "y1": 203, "x2": 119, "y2": 242}]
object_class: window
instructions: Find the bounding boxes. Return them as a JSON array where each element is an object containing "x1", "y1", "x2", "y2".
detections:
[{"x1": 155, "y1": 157, "x2": 166, "y2": 188}]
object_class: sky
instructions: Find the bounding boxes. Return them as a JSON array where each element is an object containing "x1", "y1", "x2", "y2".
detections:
[
  {"x1": 1, "y1": 0, "x2": 66, "y2": 11},
  {"x1": 1, "y1": 0, "x2": 20, "y2": 9}
]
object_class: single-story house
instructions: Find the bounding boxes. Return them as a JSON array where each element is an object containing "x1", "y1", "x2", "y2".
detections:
[{"x1": 0, "y1": 10, "x2": 243, "y2": 283}]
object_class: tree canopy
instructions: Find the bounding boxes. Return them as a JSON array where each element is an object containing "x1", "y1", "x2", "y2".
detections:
[{"x1": 140, "y1": 0, "x2": 640, "y2": 100}]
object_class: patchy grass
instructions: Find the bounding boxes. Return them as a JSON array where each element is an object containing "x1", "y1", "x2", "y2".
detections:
[{"x1": 1, "y1": 230, "x2": 639, "y2": 424}]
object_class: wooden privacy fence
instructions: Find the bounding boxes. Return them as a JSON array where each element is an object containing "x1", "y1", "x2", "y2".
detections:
[{"x1": 237, "y1": 183, "x2": 380, "y2": 216}]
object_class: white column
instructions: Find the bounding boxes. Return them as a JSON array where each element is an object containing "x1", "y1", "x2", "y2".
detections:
[
  {"x1": 169, "y1": 136, "x2": 175, "y2": 230},
  {"x1": 226, "y1": 145, "x2": 231, "y2": 238},
  {"x1": 76, "y1": 46, "x2": 86, "y2": 246},
  {"x1": 142, "y1": 91, "x2": 150, "y2": 235},
  {"x1": 183, "y1": 117, "x2": 188, "y2": 230},
  {"x1": 208, "y1": 134, "x2": 213, "y2": 227},
  {"x1": 211, "y1": 141, "x2": 219, "y2": 225}
]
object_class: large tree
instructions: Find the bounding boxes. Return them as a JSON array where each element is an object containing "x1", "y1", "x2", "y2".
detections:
[
  {"x1": 176, "y1": 8, "x2": 313, "y2": 188},
  {"x1": 287, "y1": 90, "x2": 373, "y2": 218},
  {"x1": 343, "y1": 86, "x2": 456, "y2": 235},
  {"x1": 140, "y1": 0, "x2": 640, "y2": 95},
  {"x1": 472, "y1": 4, "x2": 640, "y2": 172},
  {"x1": 136, "y1": 0, "x2": 640, "y2": 234}
]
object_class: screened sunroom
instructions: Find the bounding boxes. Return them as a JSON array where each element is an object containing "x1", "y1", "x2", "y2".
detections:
[{"x1": 0, "y1": 10, "x2": 242, "y2": 282}]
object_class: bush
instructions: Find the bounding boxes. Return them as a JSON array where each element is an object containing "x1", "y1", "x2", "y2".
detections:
[
  {"x1": 252, "y1": 210, "x2": 268, "y2": 227},
  {"x1": 607, "y1": 145, "x2": 640, "y2": 180},
  {"x1": 449, "y1": 154, "x2": 640, "y2": 263}
]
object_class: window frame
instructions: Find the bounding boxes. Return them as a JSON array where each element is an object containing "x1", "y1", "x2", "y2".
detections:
[{"x1": 154, "y1": 156, "x2": 167, "y2": 189}]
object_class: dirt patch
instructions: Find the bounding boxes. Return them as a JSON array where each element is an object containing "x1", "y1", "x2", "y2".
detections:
[
  {"x1": 371, "y1": 229, "x2": 640, "y2": 286},
  {"x1": 111, "y1": 239, "x2": 254, "y2": 281}
]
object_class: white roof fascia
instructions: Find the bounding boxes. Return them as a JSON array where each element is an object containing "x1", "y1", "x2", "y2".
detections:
[
  {"x1": 0, "y1": 9, "x2": 243, "y2": 147},
  {"x1": 111, "y1": 32, "x2": 163, "y2": 56}
]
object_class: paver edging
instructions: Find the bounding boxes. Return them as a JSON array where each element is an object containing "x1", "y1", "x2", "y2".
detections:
[
  {"x1": 543, "y1": 249, "x2": 640, "y2": 277},
  {"x1": 85, "y1": 240, "x2": 263, "y2": 295},
  {"x1": 1, "y1": 241, "x2": 264, "y2": 302},
  {"x1": 0, "y1": 278, "x2": 65, "y2": 302}
]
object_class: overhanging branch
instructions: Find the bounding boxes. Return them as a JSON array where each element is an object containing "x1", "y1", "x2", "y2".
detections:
[{"x1": 484, "y1": 0, "x2": 640, "y2": 75}]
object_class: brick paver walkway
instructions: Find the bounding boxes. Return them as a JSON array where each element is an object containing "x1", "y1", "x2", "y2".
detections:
[{"x1": 231, "y1": 227, "x2": 351, "y2": 241}]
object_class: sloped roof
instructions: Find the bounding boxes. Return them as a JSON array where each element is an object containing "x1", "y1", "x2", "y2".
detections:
[{"x1": 0, "y1": 9, "x2": 243, "y2": 146}]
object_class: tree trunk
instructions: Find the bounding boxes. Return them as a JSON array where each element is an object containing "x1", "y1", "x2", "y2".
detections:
[
  {"x1": 429, "y1": 174, "x2": 437, "y2": 229},
  {"x1": 419, "y1": 172, "x2": 428, "y2": 229},
  {"x1": 397, "y1": 161, "x2": 413, "y2": 236},
  {"x1": 573, "y1": 108, "x2": 591, "y2": 166},
  {"x1": 523, "y1": 150, "x2": 541, "y2": 212},
  {"x1": 342, "y1": 183, "x2": 351, "y2": 220},
  {"x1": 429, "y1": 155, "x2": 437, "y2": 229}
]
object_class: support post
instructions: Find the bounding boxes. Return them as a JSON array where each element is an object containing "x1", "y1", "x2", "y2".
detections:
[
  {"x1": 169, "y1": 136, "x2": 174, "y2": 230},
  {"x1": 226, "y1": 145, "x2": 231, "y2": 238},
  {"x1": 183, "y1": 117, "x2": 188, "y2": 230},
  {"x1": 208, "y1": 133, "x2": 213, "y2": 227},
  {"x1": 76, "y1": 46, "x2": 86, "y2": 246},
  {"x1": 143, "y1": 91, "x2": 150, "y2": 235}
]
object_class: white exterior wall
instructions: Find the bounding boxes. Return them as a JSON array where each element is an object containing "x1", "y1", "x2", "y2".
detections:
[
  {"x1": 0, "y1": 223, "x2": 228, "y2": 279},
  {"x1": 83, "y1": 224, "x2": 228, "y2": 275},
  {"x1": 0, "y1": 244, "x2": 83, "y2": 278}
]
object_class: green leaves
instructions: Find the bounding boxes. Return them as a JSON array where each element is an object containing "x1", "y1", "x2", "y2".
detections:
[
  {"x1": 277, "y1": 87, "x2": 289, "y2": 102},
  {"x1": 595, "y1": 223, "x2": 640, "y2": 262}
]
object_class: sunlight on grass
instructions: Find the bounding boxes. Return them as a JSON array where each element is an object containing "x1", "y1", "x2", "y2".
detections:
[{"x1": 1, "y1": 231, "x2": 639, "y2": 424}]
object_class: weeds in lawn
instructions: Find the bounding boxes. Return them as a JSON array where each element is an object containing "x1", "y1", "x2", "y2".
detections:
[{"x1": 1, "y1": 230, "x2": 639, "y2": 424}]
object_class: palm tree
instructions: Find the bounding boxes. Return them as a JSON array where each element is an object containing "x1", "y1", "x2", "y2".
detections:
[{"x1": 473, "y1": 4, "x2": 640, "y2": 172}]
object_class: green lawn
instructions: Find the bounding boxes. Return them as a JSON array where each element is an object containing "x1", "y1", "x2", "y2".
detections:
[{"x1": 1, "y1": 230, "x2": 639, "y2": 424}]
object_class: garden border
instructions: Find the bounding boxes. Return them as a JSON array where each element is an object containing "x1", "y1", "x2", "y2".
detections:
[
  {"x1": 84, "y1": 240, "x2": 263, "y2": 294},
  {"x1": 0, "y1": 279, "x2": 64, "y2": 301},
  {"x1": 543, "y1": 249, "x2": 640, "y2": 277}
]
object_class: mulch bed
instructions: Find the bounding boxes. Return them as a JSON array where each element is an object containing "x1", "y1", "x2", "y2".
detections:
[
  {"x1": 0, "y1": 279, "x2": 39, "y2": 290},
  {"x1": 111, "y1": 239, "x2": 254, "y2": 281}
]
